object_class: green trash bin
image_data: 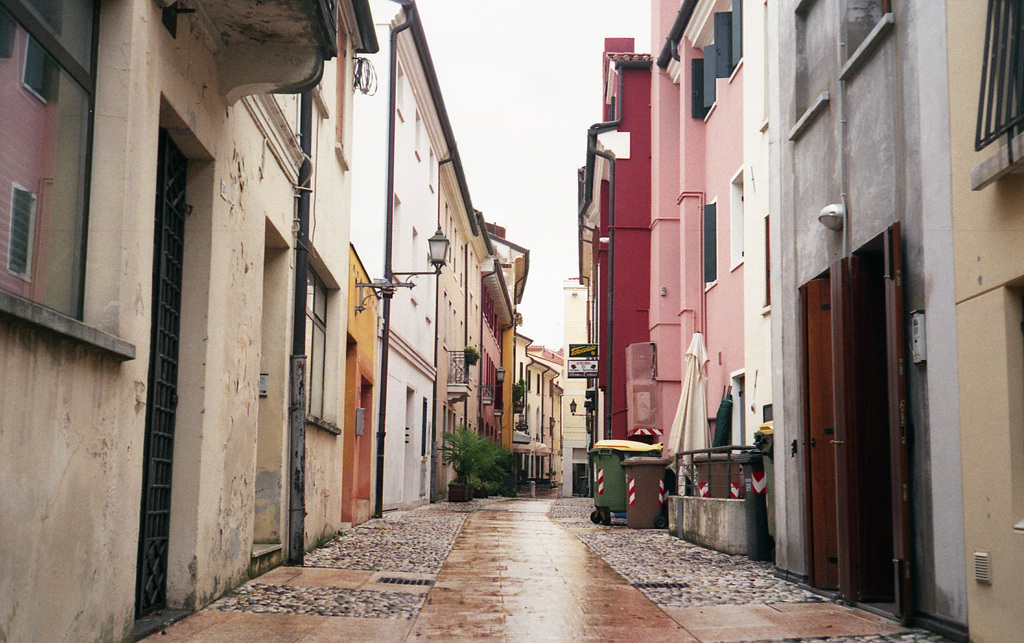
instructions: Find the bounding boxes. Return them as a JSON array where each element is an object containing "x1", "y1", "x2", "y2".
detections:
[
  {"x1": 589, "y1": 440, "x2": 663, "y2": 525},
  {"x1": 754, "y1": 422, "x2": 775, "y2": 541}
]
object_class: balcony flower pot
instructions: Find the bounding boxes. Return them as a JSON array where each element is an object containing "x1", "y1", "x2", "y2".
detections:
[{"x1": 463, "y1": 345, "x2": 480, "y2": 366}]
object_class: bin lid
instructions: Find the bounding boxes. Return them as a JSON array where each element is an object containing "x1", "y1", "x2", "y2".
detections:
[
  {"x1": 591, "y1": 440, "x2": 663, "y2": 453},
  {"x1": 758, "y1": 421, "x2": 774, "y2": 435},
  {"x1": 620, "y1": 456, "x2": 672, "y2": 467}
]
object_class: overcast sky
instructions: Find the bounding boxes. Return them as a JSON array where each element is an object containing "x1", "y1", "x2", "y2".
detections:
[{"x1": 351, "y1": 0, "x2": 651, "y2": 349}]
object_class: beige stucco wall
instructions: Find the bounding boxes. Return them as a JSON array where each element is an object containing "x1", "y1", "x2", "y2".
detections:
[
  {"x1": 948, "y1": 3, "x2": 1024, "y2": 640},
  {"x1": 0, "y1": 0, "x2": 362, "y2": 639}
]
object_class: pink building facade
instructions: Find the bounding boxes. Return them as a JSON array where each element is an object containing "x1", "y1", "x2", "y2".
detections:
[{"x1": 652, "y1": 1, "x2": 746, "y2": 442}]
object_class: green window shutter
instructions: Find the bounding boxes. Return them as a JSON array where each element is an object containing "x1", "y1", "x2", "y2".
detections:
[
  {"x1": 703, "y1": 47, "x2": 717, "y2": 109},
  {"x1": 714, "y1": 12, "x2": 733, "y2": 78},
  {"x1": 0, "y1": 6, "x2": 13, "y2": 59},
  {"x1": 731, "y1": 0, "x2": 743, "y2": 67},
  {"x1": 9, "y1": 188, "x2": 35, "y2": 276},
  {"x1": 704, "y1": 203, "x2": 717, "y2": 284},
  {"x1": 692, "y1": 58, "x2": 710, "y2": 119}
]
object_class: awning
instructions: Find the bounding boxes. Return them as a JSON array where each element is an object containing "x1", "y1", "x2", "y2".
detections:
[
  {"x1": 511, "y1": 439, "x2": 551, "y2": 456},
  {"x1": 512, "y1": 430, "x2": 531, "y2": 444}
]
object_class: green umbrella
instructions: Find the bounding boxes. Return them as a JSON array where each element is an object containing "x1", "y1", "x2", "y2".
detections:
[{"x1": 712, "y1": 393, "x2": 733, "y2": 447}]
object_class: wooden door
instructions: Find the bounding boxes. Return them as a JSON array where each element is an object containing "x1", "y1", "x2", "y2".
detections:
[
  {"x1": 801, "y1": 278, "x2": 839, "y2": 589},
  {"x1": 884, "y1": 222, "x2": 912, "y2": 621}
]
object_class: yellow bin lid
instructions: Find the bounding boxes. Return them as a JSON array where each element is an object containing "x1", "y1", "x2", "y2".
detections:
[
  {"x1": 758, "y1": 421, "x2": 774, "y2": 435},
  {"x1": 592, "y1": 439, "x2": 663, "y2": 452}
]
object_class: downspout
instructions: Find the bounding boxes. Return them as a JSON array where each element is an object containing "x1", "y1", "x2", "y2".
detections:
[
  {"x1": 579, "y1": 62, "x2": 624, "y2": 441},
  {"x1": 287, "y1": 89, "x2": 313, "y2": 565},
  {"x1": 431, "y1": 155, "x2": 454, "y2": 502},
  {"x1": 463, "y1": 242, "x2": 469, "y2": 428},
  {"x1": 838, "y1": 27, "x2": 849, "y2": 257},
  {"x1": 374, "y1": 2, "x2": 415, "y2": 519}
]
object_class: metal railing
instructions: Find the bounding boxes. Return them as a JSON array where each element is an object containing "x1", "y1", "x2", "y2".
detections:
[
  {"x1": 976, "y1": 0, "x2": 1024, "y2": 150},
  {"x1": 674, "y1": 445, "x2": 755, "y2": 499},
  {"x1": 480, "y1": 384, "x2": 494, "y2": 405},
  {"x1": 448, "y1": 351, "x2": 467, "y2": 385}
]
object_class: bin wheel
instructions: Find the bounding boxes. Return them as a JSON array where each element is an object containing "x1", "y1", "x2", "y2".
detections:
[
  {"x1": 601, "y1": 510, "x2": 611, "y2": 526},
  {"x1": 590, "y1": 510, "x2": 602, "y2": 524},
  {"x1": 653, "y1": 515, "x2": 668, "y2": 529}
]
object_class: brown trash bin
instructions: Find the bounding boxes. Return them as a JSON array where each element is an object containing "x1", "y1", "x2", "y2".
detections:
[{"x1": 621, "y1": 456, "x2": 672, "y2": 529}]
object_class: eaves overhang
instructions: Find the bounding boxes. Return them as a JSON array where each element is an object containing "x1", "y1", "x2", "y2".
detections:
[
  {"x1": 164, "y1": 0, "x2": 343, "y2": 104},
  {"x1": 482, "y1": 259, "x2": 514, "y2": 327}
]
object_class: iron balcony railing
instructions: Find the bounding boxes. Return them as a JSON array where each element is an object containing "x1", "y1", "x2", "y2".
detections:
[
  {"x1": 480, "y1": 384, "x2": 494, "y2": 406},
  {"x1": 448, "y1": 351, "x2": 467, "y2": 385},
  {"x1": 976, "y1": 0, "x2": 1024, "y2": 150}
]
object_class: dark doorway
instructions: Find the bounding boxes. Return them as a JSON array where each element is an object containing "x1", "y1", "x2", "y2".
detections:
[
  {"x1": 136, "y1": 129, "x2": 188, "y2": 617},
  {"x1": 828, "y1": 223, "x2": 911, "y2": 619},
  {"x1": 801, "y1": 276, "x2": 839, "y2": 590}
]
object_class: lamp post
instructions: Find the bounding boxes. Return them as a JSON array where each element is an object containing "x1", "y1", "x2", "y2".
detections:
[{"x1": 365, "y1": 226, "x2": 449, "y2": 519}]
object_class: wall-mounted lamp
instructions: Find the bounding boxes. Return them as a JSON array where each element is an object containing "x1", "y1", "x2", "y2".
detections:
[
  {"x1": 496, "y1": 367, "x2": 505, "y2": 384},
  {"x1": 818, "y1": 203, "x2": 845, "y2": 231},
  {"x1": 569, "y1": 399, "x2": 585, "y2": 416},
  {"x1": 355, "y1": 227, "x2": 450, "y2": 312}
]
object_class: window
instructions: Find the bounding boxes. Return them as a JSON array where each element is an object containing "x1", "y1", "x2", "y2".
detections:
[
  {"x1": 730, "y1": 171, "x2": 744, "y2": 268},
  {"x1": 305, "y1": 271, "x2": 328, "y2": 418},
  {"x1": 8, "y1": 186, "x2": 36, "y2": 278},
  {"x1": 0, "y1": 0, "x2": 96, "y2": 317},
  {"x1": 335, "y1": 27, "x2": 349, "y2": 145},
  {"x1": 704, "y1": 202, "x2": 718, "y2": 284},
  {"x1": 765, "y1": 214, "x2": 771, "y2": 307},
  {"x1": 22, "y1": 35, "x2": 58, "y2": 102}
]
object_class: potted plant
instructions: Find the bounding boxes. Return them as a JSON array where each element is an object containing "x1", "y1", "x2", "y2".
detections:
[
  {"x1": 441, "y1": 426, "x2": 483, "y2": 502},
  {"x1": 463, "y1": 345, "x2": 480, "y2": 366},
  {"x1": 440, "y1": 426, "x2": 514, "y2": 501},
  {"x1": 512, "y1": 378, "x2": 526, "y2": 413}
]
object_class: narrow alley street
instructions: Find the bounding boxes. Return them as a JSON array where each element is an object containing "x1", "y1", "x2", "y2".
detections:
[{"x1": 143, "y1": 498, "x2": 951, "y2": 643}]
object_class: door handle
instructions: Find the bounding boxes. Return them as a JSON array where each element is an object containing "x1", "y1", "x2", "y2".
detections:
[{"x1": 831, "y1": 440, "x2": 844, "y2": 445}]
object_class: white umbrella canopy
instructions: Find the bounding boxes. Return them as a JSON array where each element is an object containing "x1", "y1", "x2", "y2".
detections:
[{"x1": 667, "y1": 332, "x2": 710, "y2": 457}]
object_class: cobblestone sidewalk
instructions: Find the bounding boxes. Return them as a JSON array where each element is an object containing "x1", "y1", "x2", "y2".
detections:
[{"x1": 550, "y1": 497, "x2": 953, "y2": 643}]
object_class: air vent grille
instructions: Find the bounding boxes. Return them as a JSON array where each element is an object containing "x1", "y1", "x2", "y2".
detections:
[{"x1": 974, "y1": 551, "x2": 992, "y2": 584}]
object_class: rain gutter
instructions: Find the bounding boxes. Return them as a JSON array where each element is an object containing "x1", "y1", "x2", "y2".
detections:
[{"x1": 656, "y1": 0, "x2": 697, "y2": 69}]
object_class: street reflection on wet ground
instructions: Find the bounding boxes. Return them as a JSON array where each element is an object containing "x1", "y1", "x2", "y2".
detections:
[{"x1": 144, "y1": 498, "x2": 950, "y2": 642}]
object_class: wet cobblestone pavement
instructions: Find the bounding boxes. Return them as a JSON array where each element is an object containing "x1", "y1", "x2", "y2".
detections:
[{"x1": 146, "y1": 497, "x2": 955, "y2": 642}]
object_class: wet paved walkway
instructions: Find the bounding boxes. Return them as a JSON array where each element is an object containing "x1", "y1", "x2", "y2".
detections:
[{"x1": 144, "y1": 498, "x2": 949, "y2": 642}]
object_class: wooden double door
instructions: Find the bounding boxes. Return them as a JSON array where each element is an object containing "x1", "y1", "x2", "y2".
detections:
[{"x1": 801, "y1": 224, "x2": 911, "y2": 621}]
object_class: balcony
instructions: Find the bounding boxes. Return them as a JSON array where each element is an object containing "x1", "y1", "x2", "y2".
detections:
[
  {"x1": 481, "y1": 384, "x2": 494, "y2": 406},
  {"x1": 447, "y1": 351, "x2": 470, "y2": 402},
  {"x1": 972, "y1": 0, "x2": 1024, "y2": 188},
  {"x1": 164, "y1": 0, "x2": 340, "y2": 103}
]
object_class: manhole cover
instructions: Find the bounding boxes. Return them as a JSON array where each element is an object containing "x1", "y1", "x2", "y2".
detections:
[{"x1": 377, "y1": 577, "x2": 434, "y2": 586}]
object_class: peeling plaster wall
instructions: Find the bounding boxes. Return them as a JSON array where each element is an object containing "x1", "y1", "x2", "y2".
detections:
[{"x1": 0, "y1": 0, "x2": 357, "y2": 638}]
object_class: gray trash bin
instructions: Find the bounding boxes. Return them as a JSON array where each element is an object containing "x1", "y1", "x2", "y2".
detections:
[{"x1": 737, "y1": 451, "x2": 771, "y2": 562}]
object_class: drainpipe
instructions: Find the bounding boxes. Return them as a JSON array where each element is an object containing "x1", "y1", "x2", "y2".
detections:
[
  {"x1": 287, "y1": 89, "x2": 313, "y2": 566},
  {"x1": 374, "y1": 2, "x2": 415, "y2": 519},
  {"x1": 579, "y1": 63, "x2": 624, "y2": 441},
  {"x1": 430, "y1": 156, "x2": 454, "y2": 502},
  {"x1": 838, "y1": 30, "x2": 850, "y2": 257}
]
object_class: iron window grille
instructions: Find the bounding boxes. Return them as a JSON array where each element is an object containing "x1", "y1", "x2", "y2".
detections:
[{"x1": 976, "y1": 0, "x2": 1024, "y2": 151}]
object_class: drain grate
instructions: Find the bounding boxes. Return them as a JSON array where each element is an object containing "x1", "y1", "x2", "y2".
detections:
[
  {"x1": 377, "y1": 577, "x2": 435, "y2": 587},
  {"x1": 633, "y1": 582, "x2": 690, "y2": 589}
]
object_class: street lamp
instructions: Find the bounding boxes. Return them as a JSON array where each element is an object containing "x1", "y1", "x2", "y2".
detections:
[{"x1": 365, "y1": 226, "x2": 449, "y2": 518}]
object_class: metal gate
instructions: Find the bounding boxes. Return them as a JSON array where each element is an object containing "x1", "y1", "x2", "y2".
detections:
[{"x1": 136, "y1": 129, "x2": 187, "y2": 617}]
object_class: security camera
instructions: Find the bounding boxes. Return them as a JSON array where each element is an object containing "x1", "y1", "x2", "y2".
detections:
[{"x1": 818, "y1": 203, "x2": 845, "y2": 231}]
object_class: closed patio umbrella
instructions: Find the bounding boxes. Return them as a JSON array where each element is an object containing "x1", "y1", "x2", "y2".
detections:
[
  {"x1": 667, "y1": 333, "x2": 711, "y2": 457},
  {"x1": 712, "y1": 392, "x2": 733, "y2": 447}
]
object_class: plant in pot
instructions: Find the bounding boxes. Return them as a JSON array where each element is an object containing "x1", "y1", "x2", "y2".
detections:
[
  {"x1": 441, "y1": 426, "x2": 483, "y2": 502},
  {"x1": 463, "y1": 345, "x2": 480, "y2": 367},
  {"x1": 512, "y1": 378, "x2": 526, "y2": 413}
]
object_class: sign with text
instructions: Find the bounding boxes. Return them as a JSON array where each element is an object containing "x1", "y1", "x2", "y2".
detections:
[
  {"x1": 567, "y1": 359, "x2": 598, "y2": 378},
  {"x1": 569, "y1": 344, "x2": 598, "y2": 359}
]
